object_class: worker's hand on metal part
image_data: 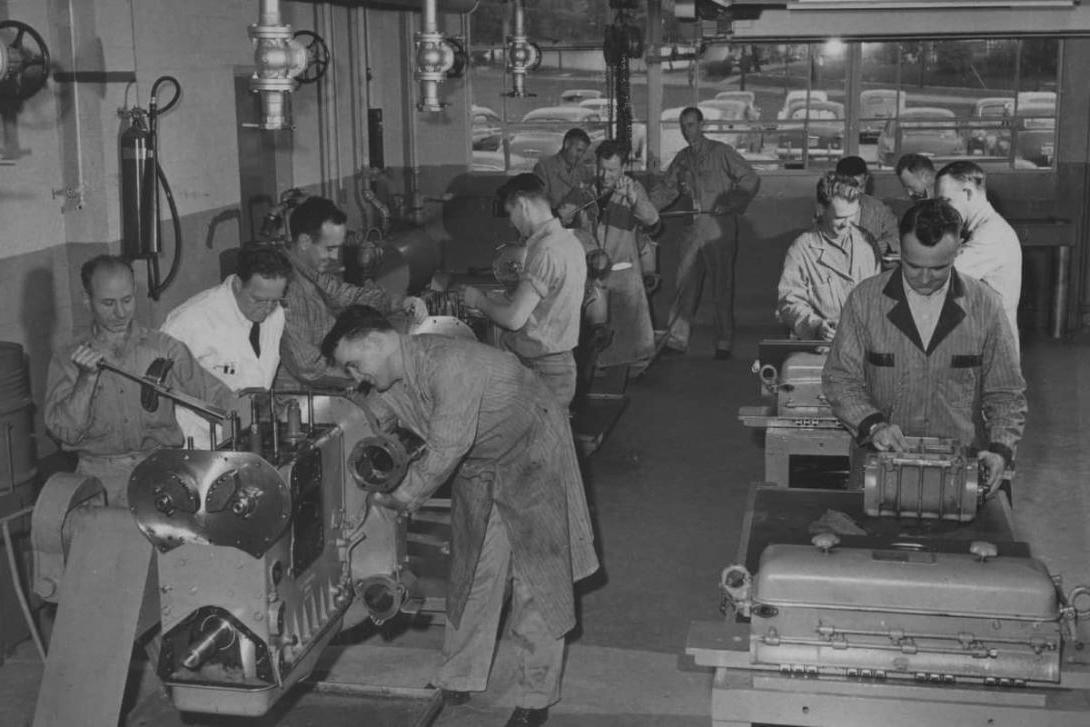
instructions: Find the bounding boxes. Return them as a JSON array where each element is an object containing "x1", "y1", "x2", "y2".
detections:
[
  {"x1": 403, "y1": 296, "x2": 429, "y2": 324},
  {"x1": 461, "y1": 285, "x2": 485, "y2": 311},
  {"x1": 977, "y1": 451, "x2": 1006, "y2": 494},
  {"x1": 71, "y1": 343, "x2": 105, "y2": 374},
  {"x1": 817, "y1": 319, "x2": 838, "y2": 341},
  {"x1": 869, "y1": 422, "x2": 909, "y2": 452},
  {"x1": 370, "y1": 488, "x2": 423, "y2": 514}
]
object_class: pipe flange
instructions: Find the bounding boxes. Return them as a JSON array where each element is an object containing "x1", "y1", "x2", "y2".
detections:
[
  {"x1": 248, "y1": 24, "x2": 294, "y2": 42},
  {"x1": 348, "y1": 434, "x2": 410, "y2": 493},
  {"x1": 355, "y1": 574, "x2": 407, "y2": 625}
]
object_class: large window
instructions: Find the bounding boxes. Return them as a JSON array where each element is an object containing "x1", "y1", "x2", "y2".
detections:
[{"x1": 468, "y1": 17, "x2": 1061, "y2": 174}]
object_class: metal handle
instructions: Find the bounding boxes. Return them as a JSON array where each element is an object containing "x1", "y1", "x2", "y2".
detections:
[{"x1": 98, "y1": 360, "x2": 228, "y2": 421}]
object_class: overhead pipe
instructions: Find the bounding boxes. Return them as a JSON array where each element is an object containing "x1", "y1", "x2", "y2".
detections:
[
  {"x1": 414, "y1": 0, "x2": 456, "y2": 112},
  {"x1": 504, "y1": 0, "x2": 540, "y2": 98},
  {"x1": 249, "y1": 0, "x2": 309, "y2": 130}
]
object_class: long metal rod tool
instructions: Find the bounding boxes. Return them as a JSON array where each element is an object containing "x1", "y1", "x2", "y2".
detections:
[{"x1": 97, "y1": 361, "x2": 229, "y2": 421}]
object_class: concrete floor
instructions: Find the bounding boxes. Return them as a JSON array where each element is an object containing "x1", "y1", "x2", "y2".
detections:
[{"x1": 2, "y1": 322, "x2": 1089, "y2": 726}]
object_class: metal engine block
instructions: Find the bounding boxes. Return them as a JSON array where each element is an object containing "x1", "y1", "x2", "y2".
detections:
[
  {"x1": 758, "y1": 350, "x2": 832, "y2": 418},
  {"x1": 123, "y1": 393, "x2": 425, "y2": 716},
  {"x1": 862, "y1": 436, "x2": 983, "y2": 522},
  {"x1": 720, "y1": 535, "x2": 1090, "y2": 687}
]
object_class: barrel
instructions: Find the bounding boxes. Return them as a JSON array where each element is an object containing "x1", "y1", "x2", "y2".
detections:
[{"x1": 0, "y1": 342, "x2": 37, "y2": 495}]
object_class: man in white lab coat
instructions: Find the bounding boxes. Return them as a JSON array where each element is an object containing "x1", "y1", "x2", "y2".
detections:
[{"x1": 160, "y1": 244, "x2": 293, "y2": 447}]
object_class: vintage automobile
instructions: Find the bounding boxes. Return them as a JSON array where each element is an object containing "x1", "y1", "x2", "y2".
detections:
[
  {"x1": 701, "y1": 98, "x2": 764, "y2": 153},
  {"x1": 470, "y1": 148, "x2": 532, "y2": 174},
  {"x1": 859, "y1": 89, "x2": 906, "y2": 143},
  {"x1": 714, "y1": 90, "x2": 760, "y2": 120},
  {"x1": 471, "y1": 104, "x2": 503, "y2": 151},
  {"x1": 1012, "y1": 99, "x2": 1056, "y2": 167},
  {"x1": 578, "y1": 98, "x2": 648, "y2": 166},
  {"x1": 776, "y1": 89, "x2": 829, "y2": 121},
  {"x1": 966, "y1": 97, "x2": 1015, "y2": 157},
  {"x1": 877, "y1": 107, "x2": 965, "y2": 167},
  {"x1": 559, "y1": 88, "x2": 603, "y2": 105},
  {"x1": 506, "y1": 105, "x2": 606, "y2": 164},
  {"x1": 776, "y1": 100, "x2": 845, "y2": 164}
]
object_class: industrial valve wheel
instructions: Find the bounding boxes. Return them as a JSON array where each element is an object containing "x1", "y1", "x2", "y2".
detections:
[
  {"x1": 0, "y1": 20, "x2": 51, "y2": 100},
  {"x1": 292, "y1": 30, "x2": 330, "y2": 85}
]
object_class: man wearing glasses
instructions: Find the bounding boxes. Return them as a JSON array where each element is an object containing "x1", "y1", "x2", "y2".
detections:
[{"x1": 161, "y1": 244, "x2": 293, "y2": 447}]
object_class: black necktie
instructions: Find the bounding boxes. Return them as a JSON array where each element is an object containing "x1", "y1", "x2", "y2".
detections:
[{"x1": 249, "y1": 321, "x2": 261, "y2": 358}]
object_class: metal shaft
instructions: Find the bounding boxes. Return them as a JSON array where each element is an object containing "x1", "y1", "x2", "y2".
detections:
[{"x1": 97, "y1": 360, "x2": 228, "y2": 420}]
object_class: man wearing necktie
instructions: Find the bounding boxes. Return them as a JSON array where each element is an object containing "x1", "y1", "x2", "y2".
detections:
[{"x1": 161, "y1": 244, "x2": 293, "y2": 448}]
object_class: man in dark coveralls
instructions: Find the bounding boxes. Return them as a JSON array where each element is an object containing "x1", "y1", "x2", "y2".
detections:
[{"x1": 321, "y1": 306, "x2": 598, "y2": 727}]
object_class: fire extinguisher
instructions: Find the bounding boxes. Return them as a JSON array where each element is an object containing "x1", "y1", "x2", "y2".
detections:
[{"x1": 119, "y1": 75, "x2": 182, "y2": 300}]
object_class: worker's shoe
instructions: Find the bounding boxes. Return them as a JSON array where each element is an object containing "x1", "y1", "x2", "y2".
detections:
[
  {"x1": 505, "y1": 706, "x2": 549, "y2": 726},
  {"x1": 714, "y1": 348, "x2": 732, "y2": 361}
]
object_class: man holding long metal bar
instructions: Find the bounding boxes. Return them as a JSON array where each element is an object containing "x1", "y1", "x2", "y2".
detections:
[{"x1": 44, "y1": 255, "x2": 237, "y2": 507}]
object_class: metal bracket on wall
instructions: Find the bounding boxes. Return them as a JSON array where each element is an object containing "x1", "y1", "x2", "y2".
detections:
[{"x1": 50, "y1": 184, "x2": 85, "y2": 212}]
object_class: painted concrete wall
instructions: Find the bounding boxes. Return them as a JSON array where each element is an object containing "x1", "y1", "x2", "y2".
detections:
[{"x1": 0, "y1": 0, "x2": 473, "y2": 457}]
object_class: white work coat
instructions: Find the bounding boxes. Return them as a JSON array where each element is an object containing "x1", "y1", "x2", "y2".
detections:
[
  {"x1": 954, "y1": 202, "x2": 1022, "y2": 346},
  {"x1": 160, "y1": 275, "x2": 284, "y2": 447}
]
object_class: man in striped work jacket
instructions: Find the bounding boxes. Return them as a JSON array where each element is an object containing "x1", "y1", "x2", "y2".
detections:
[
  {"x1": 822, "y1": 198, "x2": 1026, "y2": 495},
  {"x1": 321, "y1": 305, "x2": 598, "y2": 727}
]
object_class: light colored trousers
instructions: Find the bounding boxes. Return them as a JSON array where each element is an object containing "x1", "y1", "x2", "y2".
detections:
[
  {"x1": 666, "y1": 213, "x2": 739, "y2": 352},
  {"x1": 436, "y1": 506, "x2": 565, "y2": 709},
  {"x1": 76, "y1": 452, "x2": 146, "y2": 508},
  {"x1": 520, "y1": 350, "x2": 577, "y2": 410}
]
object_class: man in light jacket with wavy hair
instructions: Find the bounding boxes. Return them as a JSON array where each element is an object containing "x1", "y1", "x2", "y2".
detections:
[{"x1": 776, "y1": 172, "x2": 880, "y2": 341}]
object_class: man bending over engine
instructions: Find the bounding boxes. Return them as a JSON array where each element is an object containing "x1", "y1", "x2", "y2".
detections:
[{"x1": 322, "y1": 305, "x2": 598, "y2": 727}]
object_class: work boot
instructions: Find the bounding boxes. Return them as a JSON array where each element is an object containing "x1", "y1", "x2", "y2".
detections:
[{"x1": 504, "y1": 706, "x2": 549, "y2": 726}]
